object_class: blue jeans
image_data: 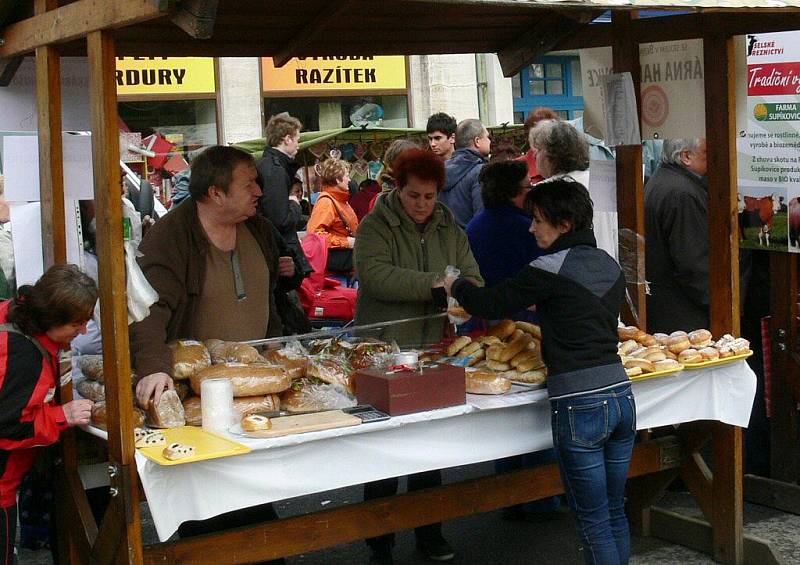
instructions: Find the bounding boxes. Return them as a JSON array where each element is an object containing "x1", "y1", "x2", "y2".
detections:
[{"x1": 551, "y1": 384, "x2": 636, "y2": 565}]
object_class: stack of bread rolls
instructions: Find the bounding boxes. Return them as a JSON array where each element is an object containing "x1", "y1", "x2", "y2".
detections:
[
  {"x1": 618, "y1": 325, "x2": 751, "y2": 377},
  {"x1": 448, "y1": 320, "x2": 547, "y2": 389}
]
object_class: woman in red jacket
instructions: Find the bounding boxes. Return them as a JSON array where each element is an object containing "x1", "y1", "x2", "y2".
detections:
[{"x1": 0, "y1": 264, "x2": 96, "y2": 565}]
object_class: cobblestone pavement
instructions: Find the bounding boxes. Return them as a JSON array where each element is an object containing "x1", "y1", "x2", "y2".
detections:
[{"x1": 18, "y1": 465, "x2": 800, "y2": 564}]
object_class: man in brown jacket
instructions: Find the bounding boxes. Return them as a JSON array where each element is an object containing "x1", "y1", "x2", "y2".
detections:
[{"x1": 131, "y1": 145, "x2": 303, "y2": 408}]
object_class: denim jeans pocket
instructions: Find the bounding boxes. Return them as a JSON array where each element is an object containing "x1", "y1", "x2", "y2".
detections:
[
  {"x1": 568, "y1": 400, "x2": 609, "y2": 447},
  {"x1": 626, "y1": 393, "x2": 637, "y2": 433}
]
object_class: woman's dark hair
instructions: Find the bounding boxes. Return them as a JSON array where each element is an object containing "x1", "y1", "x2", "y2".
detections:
[
  {"x1": 359, "y1": 179, "x2": 380, "y2": 191},
  {"x1": 525, "y1": 178, "x2": 594, "y2": 232},
  {"x1": 188, "y1": 146, "x2": 255, "y2": 201},
  {"x1": 393, "y1": 148, "x2": 446, "y2": 191},
  {"x1": 479, "y1": 160, "x2": 528, "y2": 209},
  {"x1": 8, "y1": 264, "x2": 97, "y2": 336}
]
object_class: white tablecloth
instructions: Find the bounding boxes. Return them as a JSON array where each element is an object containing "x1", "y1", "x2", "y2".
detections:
[{"x1": 134, "y1": 361, "x2": 756, "y2": 541}]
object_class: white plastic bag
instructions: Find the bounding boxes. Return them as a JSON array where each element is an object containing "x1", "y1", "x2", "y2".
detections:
[{"x1": 122, "y1": 198, "x2": 158, "y2": 323}]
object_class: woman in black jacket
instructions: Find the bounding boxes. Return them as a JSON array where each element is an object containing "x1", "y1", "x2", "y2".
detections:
[{"x1": 445, "y1": 178, "x2": 635, "y2": 565}]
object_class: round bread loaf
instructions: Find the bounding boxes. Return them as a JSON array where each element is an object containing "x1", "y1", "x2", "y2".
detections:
[
  {"x1": 466, "y1": 370, "x2": 512, "y2": 395},
  {"x1": 667, "y1": 335, "x2": 692, "y2": 354},
  {"x1": 653, "y1": 333, "x2": 670, "y2": 346},
  {"x1": 644, "y1": 349, "x2": 667, "y2": 362},
  {"x1": 618, "y1": 325, "x2": 640, "y2": 341},
  {"x1": 698, "y1": 346, "x2": 719, "y2": 361},
  {"x1": 688, "y1": 329, "x2": 713, "y2": 347},
  {"x1": 678, "y1": 349, "x2": 702, "y2": 364},
  {"x1": 205, "y1": 339, "x2": 261, "y2": 364}
]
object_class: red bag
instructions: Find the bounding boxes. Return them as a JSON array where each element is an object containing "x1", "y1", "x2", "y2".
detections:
[{"x1": 297, "y1": 233, "x2": 357, "y2": 321}]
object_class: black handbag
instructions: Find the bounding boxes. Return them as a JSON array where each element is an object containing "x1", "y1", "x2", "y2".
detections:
[{"x1": 319, "y1": 195, "x2": 355, "y2": 273}]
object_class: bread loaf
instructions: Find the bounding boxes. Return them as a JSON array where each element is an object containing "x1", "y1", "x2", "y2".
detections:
[
  {"x1": 677, "y1": 349, "x2": 702, "y2": 364},
  {"x1": 688, "y1": 329, "x2": 713, "y2": 347},
  {"x1": 205, "y1": 339, "x2": 261, "y2": 364},
  {"x1": 90, "y1": 402, "x2": 145, "y2": 430},
  {"x1": 486, "y1": 360, "x2": 511, "y2": 372},
  {"x1": 263, "y1": 349, "x2": 308, "y2": 379},
  {"x1": 654, "y1": 359, "x2": 683, "y2": 371},
  {"x1": 466, "y1": 370, "x2": 512, "y2": 395},
  {"x1": 514, "y1": 321, "x2": 542, "y2": 340},
  {"x1": 146, "y1": 389, "x2": 185, "y2": 428},
  {"x1": 514, "y1": 369, "x2": 547, "y2": 384},
  {"x1": 457, "y1": 341, "x2": 483, "y2": 358},
  {"x1": 667, "y1": 335, "x2": 691, "y2": 354},
  {"x1": 191, "y1": 363, "x2": 291, "y2": 396},
  {"x1": 467, "y1": 348, "x2": 486, "y2": 366},
  {"x1": 486, "y1": 344, "x2": 505, "y2": 362},
  {"x1": 488, "y1": 320, "x2": 516, "y2": 340},
  {"x1": 171, "y1": 340, "x2": 211, "y2": 380},
  {"x1": 306, "y1": 357, "x2": 351, "y2": 391},
  {"x1": 499, "y1": 333, "x2": 533, "y2": 363},
  {"x1": 174, "y1": 381, "x2": 191, "y2": 401},
  {"x1": 478, "y1": 335, "x2": 502, "y2": 346},
  {"x1": 447, "y1": 336, "x2": 472, "y2": 357},
  {"x1": 79, "y1": 355, "x2": 105, "y2": 382},
  {"x1": 698, "y1": 346, "x2": 719, "y2": 361},
  {"x1": 618, "y1": 325, "x2": 640, "y2": 341},
  {"x1": 76, "y1": 379, "x2": 105, "y2": 402},
  {"x1": 624, "y1": 358, "x2": 654, "y2": 373}
]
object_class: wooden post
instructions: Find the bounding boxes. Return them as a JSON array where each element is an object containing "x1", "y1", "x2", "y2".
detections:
[
  {"x1": 704, "y1": 29, "x2": 744, "y2": 565},
  {"x1": 611, "y1": 11, "x2": 646, "y2": 330},
  {"x1": 87, "y1": 30, "x2": 143, "y2": 565}
]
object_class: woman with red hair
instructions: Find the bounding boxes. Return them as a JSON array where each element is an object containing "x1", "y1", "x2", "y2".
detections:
[{"x1": 354, "y1": 149, "x2": 482, "y2": 564}]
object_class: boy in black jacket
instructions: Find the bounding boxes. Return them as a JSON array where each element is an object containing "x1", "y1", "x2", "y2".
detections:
[{"x1": 446, "y1": 179, "x2": 635, "y2": 565}]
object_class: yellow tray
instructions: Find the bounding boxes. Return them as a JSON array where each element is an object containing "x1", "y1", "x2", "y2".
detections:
[
  {"x1": 682, "y1": 350, "x2": 753, "y2": 370},
  {"x1": 137, "y1": 426, "x2": 251, "y2": 466},
  {"x1": 629, "y1": 365, "x2": 684, "y2": 382}
]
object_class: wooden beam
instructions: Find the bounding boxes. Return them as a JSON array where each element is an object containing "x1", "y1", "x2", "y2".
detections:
[
  {"x1": 0, "y1": 56, "x2": 23, "y2": 85},
  {"x1": 681, "y1": 452, "x2": 713, "y2": 522},
  {"x1": 171, "y1": 0, "x2": 218, "y2": 39},
  {"x1": 87, "y1": 28, "x2": 143, "y2": 565},
  {"x1": 625, "y1": 467, "x2": 680, "y2": 536},
  {"x1": 54, "y1": 463, "x2": 98, "y2": 564},
  {"x1": 612, "y1": 11, "x2": 646, "y2": 329},
  {"x1": 0, "y1": 0, "x2": 170, "y2": 58},
  {"x1": 744, "y1": 475, "x2": 800, "y2": 515},
  {"x1": 497, "y1": 10, "x2": 596, "y2": 78},
  {"x1": 144, "y1": 437, "x2": 679, "y2": 564},
  {"x1": 272, "y1": 1, "x2": 354, "y2": 68},
  {"x1": 713, "y1": 423, "x2": 744, "y2": 564}
]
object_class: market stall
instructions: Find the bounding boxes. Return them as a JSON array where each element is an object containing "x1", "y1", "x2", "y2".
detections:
[{"x1": 2, "y1": 1, "x2": 797, "y2": 564}]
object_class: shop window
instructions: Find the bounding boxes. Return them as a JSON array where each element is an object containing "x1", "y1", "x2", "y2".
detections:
[
  {"x1": 513, "y1": 56, "x2": 584, "y2": 122},
  {"x1": 265, "y1": 95, "x2": 409, "y2": 133}
]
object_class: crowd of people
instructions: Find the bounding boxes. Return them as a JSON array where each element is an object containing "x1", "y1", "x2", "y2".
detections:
[{"x1": 0, "y1": 103, "x2": 725, "y2": 565}]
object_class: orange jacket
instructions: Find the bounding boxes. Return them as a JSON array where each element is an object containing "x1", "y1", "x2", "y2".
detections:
[{"x1": 306, "y1": 187, "x2": 359, "y2": 249}]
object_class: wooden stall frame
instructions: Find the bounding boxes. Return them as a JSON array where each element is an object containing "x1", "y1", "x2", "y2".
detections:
[{"x1": 1, "y1": 2, "x2": 790, "y2": 563}]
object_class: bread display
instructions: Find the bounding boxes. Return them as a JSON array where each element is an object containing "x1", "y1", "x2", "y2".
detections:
[
  {"x1": 146, "y1": 389, "x2": 186, "y2": 428},
  {"x1": 79, "y1": 355, "x2": 105, "y2": 382},
  {"x1": 183, "y1": 394, "x2": 280, "y2": 427},
  {"x1": 76, "y1": 379, "x2": 105, "y2": 402},
  {"x1": 171, "y1": 340, "x2": 211, "y2": 380},
  {"x1": 306, "y1": 356, "x2": 352, "y2": 391},
  {"x1": 163, "y1": 442, "x2": 195, "y2": 460},
  {"x1": 190, "y1": 363, "x2": 291, "y2": 397},
  {"x1": 262, "y1": 348, "x2": 308, "y2": 379},
  {"x1": 241, "y1": 414, "x2": 272, "y2": 431},
  {"x1": 466, "y1": 370, "x2": 512, "y2": 395},
  {"x1": 135, "y1": 430, "x2": 166, "y2": 448},
  {"x1": 205, "y1": 339, "x2": 261, "y2": 365},
  {"x1": 279, "y1": 379, "x2": 355, "y2": 413}
]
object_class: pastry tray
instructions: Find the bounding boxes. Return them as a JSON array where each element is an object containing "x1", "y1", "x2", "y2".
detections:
[
  {"x1": 628, "y1": 365, "x2": 684, "y2": 382},
  {"x1": 137, "y1": 426, "x2": 251, "y2": 466},
  {"x1": 681, "y1": 350, "x2": 753, "y2": 369}
]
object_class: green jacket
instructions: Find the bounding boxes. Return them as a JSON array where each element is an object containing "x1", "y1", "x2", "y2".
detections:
[{"x1": 354, "y1": 189, "x2": 483, "y2": 347}]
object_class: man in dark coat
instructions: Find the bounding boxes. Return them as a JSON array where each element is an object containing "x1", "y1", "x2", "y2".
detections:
[
  {"x1": 440, "y1": 118, "x2": 491, "y2": 228},
  {"x1": 257, "y1": 112, "x2": 312, "y2": 275},
  {"x1": 644, "y1": 138, "x2": 709, "y2": 333}
]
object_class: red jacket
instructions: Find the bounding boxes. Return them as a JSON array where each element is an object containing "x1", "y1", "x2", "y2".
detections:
[
  {"x1": 0, "y1": 301, "x2": 68, "y2": 508},
  {"x1": 306, "y1": 187, "x2": 359, "y2": 249}
]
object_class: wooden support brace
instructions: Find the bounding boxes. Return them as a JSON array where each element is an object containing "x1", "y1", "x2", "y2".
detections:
[
  {"x1": 54, "y1": 462, "x2": 98, "y2": 564},
  {"x1": 171, "y1": 0, "x2": 218, "y2": 40},
  {"x1": 744, "y1": 475, "x2": 800, "y2": 516},
  {"x1": 0, "y1": 56, "x2": 23, "y2": 85}
]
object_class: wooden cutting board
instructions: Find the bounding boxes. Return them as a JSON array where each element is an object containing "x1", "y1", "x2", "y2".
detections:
[{"x1": 241, "y1": 410, "x2": 361, "y2": 438}]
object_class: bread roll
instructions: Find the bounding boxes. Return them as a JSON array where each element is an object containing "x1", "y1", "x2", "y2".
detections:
[
  {"x1": 499, "y1": 333, "x2": 533, "y2": 363},
  {"x1": 183, "y1": 394, "x2": 280, "y2": 426},
  {"x1": 633, "y1": 346, "x2": 662, "y2": 359},
  {"x1": 478, "y1": 335, "x2": 502, "y2": 346},
  {"x1": 488, "y1": 320, "x2": 516, "y2": 340},
  {"x1": 447, "y1": 336, "x2": 472, "y2": 357},
  {"x1": 628, "y1": 347, "x2": 648, "y2": 359},
  {"x1": 638, "y1": 334, "x2": 657, "y2": 347},
  {"x1": 191, "y1": 363, "x2": 291, "y2": 396},
  {"x1": 654, "y1": 359, "x2": 682, "y2": 371},
  {"x1": 447, "y1": 305, "x2": 470, "y2": 320},
  {"x1": 670, "y1": 330, "x2": 688, "y2": 338},
  {"x1": 79, "y1": 355, "x2": 105, "y2": 382},
  {"x1": 508, "y1": 329, "x2": 525, "y2": 342},
  {"x1": 466, "y1": 370, "x2": 512, "y2": 395},
  {"x1": 457, "y1": 341, "x2": 482, "y2": 358},
  {"x1": 625, "y1": 366, "x2": 643, "y2": 377},
  {"x1": 171, "y1": 340, "x2": 211, "y2": 380},
  {"x1": 653, "y1": 333, "x2": 670, "y2": 346},
  {"x1": 510, "y1": 350, "x2": 538, "y2": 368},
  {"x1": 718, "y1": 347, "x2": 735, "y2": 358},
  {"x1": 163, "y1": 443, "x2": 195, "y2": 460},
  {"x1": 486, "y1": 360, "x2": 512, "y2": 372},
  {"x1": 644, "y1": 349, "x2": 667, "y2": 362},
  {"x1": 263, "y1": 349, "x2": 308, "y2": 379},
  {"x1": 205, "y1": 339, "x2": 261, "y2": 364},
  {"x1": 136, "y1": 431, "x2": 166, "y2": 448},
  {"x1": 624, "y1": 358, "x2": 654, "y2": 373},
  {"x1": 486, "y1": 344, "x2": 505, "y2": 362},
  {"x1": 618, "y1": 340, "x2": 639, "y2": 355},
  {"x1": 667, "y1": 335, "x2": 691, "y2": 354},
  {"x1": 146, "y1": 389, "x2": 185, "y2": 428},
  {"x1": 467, "y1": 348, "x2": 486, "y2": 366},
  {"x1": 90, "y1": 402, "x2": 107, "y2": 429},
  {"x1": 241, "y1": 414, "x2": 272, "y2": 431},
  {"x1": 515, "y1": 321, "x2": 542, "y2": 340},
  {"x1": 678, "y1": 348, "x2": 703, "y2": 364},
  {"x1": 665, "y1": 350, "x2": 678, "y2": 361},
  {"x1": 515, "y1": 354, "x2": 544, "y2": 373},
  {"x1": 76, "y1": 379, "x2": 105, "y2": 402},
  {"x1": 514, "y1": 369, "x2": 547, "y2": 384},
  {"x1": 526, "y1": 338, "x2": 540, "y2": 351},
  {"x1": 698, "y1": 347, "x2": 719, "y2": 361},
  {"x1": 688, "y1": 329, "x2": 713, "y2": 347}
]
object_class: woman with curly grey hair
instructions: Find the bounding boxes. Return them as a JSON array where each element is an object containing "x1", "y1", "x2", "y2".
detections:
[{"x1": 529, "y1": 119, "x2": 618, "y2": 259}]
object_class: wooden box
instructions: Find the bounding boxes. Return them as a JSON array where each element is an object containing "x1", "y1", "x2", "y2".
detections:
[{"x1": 353, "y1": 364, "x2": 466, "y2": 416}]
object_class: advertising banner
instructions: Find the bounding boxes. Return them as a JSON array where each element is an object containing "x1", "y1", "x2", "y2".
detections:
[
  {"x1": 115, "y1": 57, "x2": 216, "y2": 95},
  {"x1": 738, "y1": 31, "x2": 800, "y2": 253},
  {"x1": 261, "y1": 56, "x2": 407, "y2": 95}
]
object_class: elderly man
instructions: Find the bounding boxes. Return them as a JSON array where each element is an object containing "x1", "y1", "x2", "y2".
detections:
[
  {"x1": 131, "y1": 145, "x2": 303, "y2": 408},
  {"x1": 644, "y1": 138, "x2": 709, "y2": 333},
  {"x1": 440, "y1": 118, "x2": 491, "y2": 228}
]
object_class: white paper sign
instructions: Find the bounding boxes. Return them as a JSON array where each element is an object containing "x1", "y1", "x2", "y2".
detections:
[
  {"x1": 2, "y1": 134, "x2": 94, "y2": 201},
  {"x1": 588, "y1": 160, "x2": 617, "y2": 213},
  {"x1": 579, "y1": 47, "x2": 613, "y2": 140},
  {"x1": 10, "y1": 202, "x2": 43, "y2": 286},
  {"x1": 601, "y1": 73, "x2": 641, "y2": 147}
]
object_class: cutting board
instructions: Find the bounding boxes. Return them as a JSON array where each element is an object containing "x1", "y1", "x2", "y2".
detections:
[{"x1": 239, "y1": 410, "x2": 361, "y2": 438}]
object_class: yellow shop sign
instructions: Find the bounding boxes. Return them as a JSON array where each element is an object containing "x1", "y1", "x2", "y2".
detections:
[
  {"x1": 115, "y1": 57, "x2": 216, "y2": 95},
  {"x1": 261, "y1": 56, "x2": 406, "y2": 95}
]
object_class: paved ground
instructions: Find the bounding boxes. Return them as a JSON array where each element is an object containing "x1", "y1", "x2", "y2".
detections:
[{"x1": 17, "y1": 462, "x2": 800, "y2": 564}]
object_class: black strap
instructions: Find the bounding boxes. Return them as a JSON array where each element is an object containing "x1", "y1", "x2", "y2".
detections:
[
  {"x1": 0, "y1": 323, "x2": 53, "y2": 364},
  {"x1": 319, "y1": 194, "x2": 354, "y2": 237}
]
